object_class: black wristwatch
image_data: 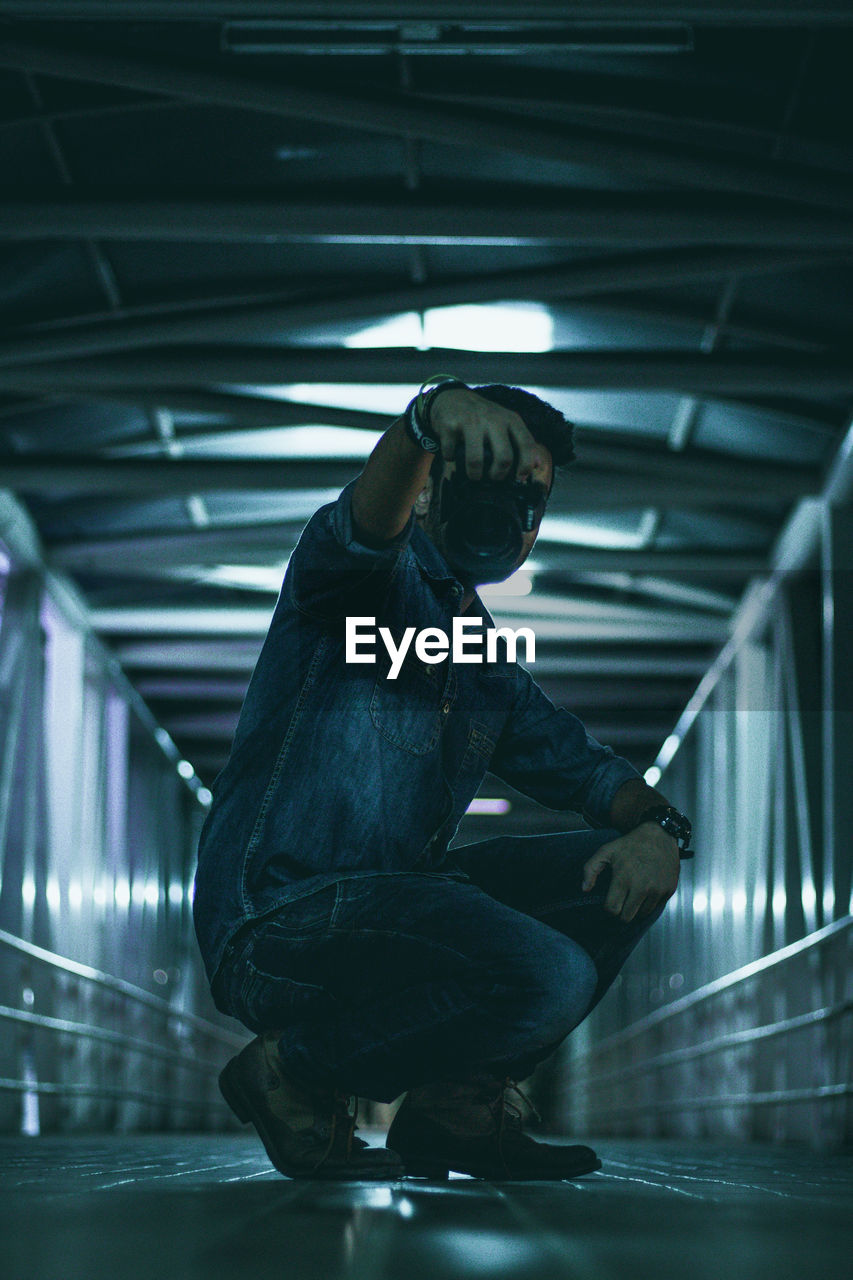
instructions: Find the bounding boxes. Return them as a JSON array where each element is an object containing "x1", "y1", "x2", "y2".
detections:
[{"x1": 635, "y1": 805, "x2": 694, "y2": 859}]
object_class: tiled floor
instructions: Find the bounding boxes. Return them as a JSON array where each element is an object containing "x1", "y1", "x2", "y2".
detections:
[{"x1": 2, "y1": 1131, "x2": 851, "y2": 1279}]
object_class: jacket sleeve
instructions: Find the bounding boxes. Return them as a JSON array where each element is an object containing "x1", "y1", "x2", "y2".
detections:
[
  {"x1": 285, "y1": 477, "x2": 415, "y2": 620},
  {"x1": 487, "y1": 661, "x2": 641, "y2": 828}
]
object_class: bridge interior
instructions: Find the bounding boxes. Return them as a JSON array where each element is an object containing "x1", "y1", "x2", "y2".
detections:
[{"x1": 1, "y1": 2, "x2": 852, "y2": 1278}]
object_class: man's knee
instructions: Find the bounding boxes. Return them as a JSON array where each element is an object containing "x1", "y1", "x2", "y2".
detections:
[{"x1": 512, "y1": 935, "x2": 598, "y2": 1046}]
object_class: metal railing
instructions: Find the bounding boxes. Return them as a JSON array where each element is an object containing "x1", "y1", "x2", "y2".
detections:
[
  {"x1": 562, "y1": 916, "x2": 853, "y2": 1147},
  {"x1": 0, "y1": 927, "x2": 249, "y2": 1133}
]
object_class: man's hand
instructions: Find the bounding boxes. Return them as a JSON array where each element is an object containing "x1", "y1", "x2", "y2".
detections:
[
  {"x1": 581, "y1": 823, "x2": 680, "y2": 923},
  {"x1": 430, "y1": 387, "x2": 543, "y2": 485}
]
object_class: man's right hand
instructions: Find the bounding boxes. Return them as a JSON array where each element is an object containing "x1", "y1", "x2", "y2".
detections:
[{"x1": 429, "y1": 387, "x2": 544, "y2": 486}]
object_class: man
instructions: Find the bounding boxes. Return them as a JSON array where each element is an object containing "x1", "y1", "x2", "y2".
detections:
[{"x1": 193, "y1": 379, "x2": 689, "y2": 1182}]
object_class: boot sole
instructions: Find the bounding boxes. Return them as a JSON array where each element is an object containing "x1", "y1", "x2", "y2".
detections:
[
  {"x1": 394, "y1": 1148, "x2": 603, "y2": 1181},
  {"x1": 219, "y1": 1059, "x2": 404, "y2": 1181}
]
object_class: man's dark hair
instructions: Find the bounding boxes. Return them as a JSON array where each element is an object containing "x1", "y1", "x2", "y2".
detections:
[{"x1": 428, "y1": 384, "x2": 576, "y2": 498}]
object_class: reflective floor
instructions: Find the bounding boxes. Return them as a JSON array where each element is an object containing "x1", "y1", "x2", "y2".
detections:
[{"x1": 2, "y1": 1131, "x2": 851, "y2": 1280}]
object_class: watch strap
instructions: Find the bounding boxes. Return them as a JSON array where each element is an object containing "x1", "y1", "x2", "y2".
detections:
[
  {"x1": 402, "y1": 376, "x2": 468, "y2": 453},
  {"x1": 636, "y1": 804, "x2": 694, "y2": 859}
]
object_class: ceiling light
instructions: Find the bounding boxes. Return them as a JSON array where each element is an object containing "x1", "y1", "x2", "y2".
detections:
[
  {"x1": 223, "y1": 22, "x2": 693, "y2": 56},
  {"x1": 345, "y1": 304, "x2": 554, "y2": 353}
]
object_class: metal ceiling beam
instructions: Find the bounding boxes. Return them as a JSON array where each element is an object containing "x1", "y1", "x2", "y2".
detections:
[
  {"x1": 14, "y1": 435, "x2": 821, "y2": 495},
  {"x1": 3, "y1": 32, "x2": 853, "y2": 208},
  {"x1": 113, "y1": 638, "x2": 715, "y2": 676},
  {"x1": 1, "y1": 254, "x2": 835, "y2": 368},
  {"x1": 424, "y1": 89, "x2": 853, "y2": 178},
  {"x1": 0, "y1": 452, "x2": 812, "y2": 507},
  {"x1": 163, "y1": 711, "x2": 672, "y2": 745},
  {"x1": 2, "y1": 346, "x2": 852, "y2": 397},
  {"x1": 89, "y1": 604, "x2": 729, "y2": 643},
  {"x1": 6, "y1": 88, "x2": 853, "y2": 190},
  {"x1": 93, "y1": 383, "x2": 834, "y2": 440},
  {"x1": 4, "y1": 196, "x2": 853, "y2": 247},
  {"x1": 3, "y1": 4, "x2": 853, "y2": 24},
  {"x1": 135, "y1": 675, "x2": 693, "y2": 708},
  {"x1": 47, "y1": 525, "x2": 769, "y2": 577},
  {"x1": 6, "y1": 248, "x2": 829, "y2": 371}
]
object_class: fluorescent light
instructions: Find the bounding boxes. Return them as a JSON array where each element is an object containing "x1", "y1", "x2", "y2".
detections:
[
  {"x1": 176, "y1": 425, "x2": 381, "y2": 459},
  {"x1": 643, "y1": 766, "x2": 662, "y2": 788},
  {"x1": 539, "y1": 515, "x2": 650, "y2": 549},
  {"x1": 479, "y1": 570, "x2": 533, "y2": 600},
  {"x1": 466, "y1": 798, "x2": 511, "y2": 815},
  {"x1": 345, "y1": 304, "x2": 554, "y2": 353},
  {"x1": 191, "y1": 564, "x2": 289, "y2": 593}
]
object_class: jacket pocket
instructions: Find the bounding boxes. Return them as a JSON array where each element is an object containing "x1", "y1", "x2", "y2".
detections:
[{"x1": 369, "y1": 650, "x2": 446, "y2": 755}]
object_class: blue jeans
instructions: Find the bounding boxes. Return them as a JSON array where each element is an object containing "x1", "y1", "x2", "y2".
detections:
[{"x1": 215, "y1": 828, "x2": 665, "y2": 1103}]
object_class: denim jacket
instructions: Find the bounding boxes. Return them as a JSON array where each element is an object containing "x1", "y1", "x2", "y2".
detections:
[{"x1": 192, "y1": 477, "x2": 640, "y2": 993}]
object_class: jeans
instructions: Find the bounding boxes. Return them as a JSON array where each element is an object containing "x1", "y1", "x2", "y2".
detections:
[{"x1": 215, "y1": 828, "x2": 666, "y2": 1103}]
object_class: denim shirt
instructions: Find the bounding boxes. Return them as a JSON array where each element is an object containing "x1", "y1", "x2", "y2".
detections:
[{"x1": 192, "y1": 477, "x2": 640, "y2": 991}]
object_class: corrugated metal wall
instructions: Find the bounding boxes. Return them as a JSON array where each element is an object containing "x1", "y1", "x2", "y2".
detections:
[
  {"x1": 556, "y1": 506, "x2": 853, "y2": 1148},
  {"x1": 0, "y1": 531, "x2": 246, "y2": 1135}
]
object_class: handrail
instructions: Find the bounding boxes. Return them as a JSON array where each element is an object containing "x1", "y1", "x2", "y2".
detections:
[
  {"x1": 0, "y1": 1004, "x2": 223, "y2": 1073},
  {"x1": 0, "y1": 1076, "x2": 222, "y2": 1112},
  {"x1": 585, "y1": 914, "x2": 853, "y2": 1054},
  {"x1": 580, "y1": 1083, "x2": 853, "y2": 1121},
  {"x1": 579, "y1": 999, "x2": 853, "y2": 1089},
  {"x1": 0, "y1": 927, "x2": 247, "y2": 1048}
]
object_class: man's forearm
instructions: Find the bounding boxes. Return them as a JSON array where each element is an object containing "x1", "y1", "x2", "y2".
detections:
[
  {"x1": 351, "y1": 416, "x2": 433, "y2": 545},
  {"x1": 608, "y1": 776, "x2": 674, "y2": 833}
]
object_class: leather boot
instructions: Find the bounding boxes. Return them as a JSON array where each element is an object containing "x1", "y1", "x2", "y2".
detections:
[
  {"x1": 386, "y1": 1072, "x2": 601, "y2": 1180},
  {"x1": 219, "y1": 1031, "x2": 404, "y2": 1180}
]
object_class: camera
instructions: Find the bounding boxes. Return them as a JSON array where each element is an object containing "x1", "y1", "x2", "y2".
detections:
[{"x1": 438, "y1": 438, "x2": 548, "y2": 581}]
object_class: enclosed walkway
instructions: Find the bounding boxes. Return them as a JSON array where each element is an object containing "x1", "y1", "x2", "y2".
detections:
[{"x1": 3, "y1": 1133, "x2": 851, "y2": 1280}]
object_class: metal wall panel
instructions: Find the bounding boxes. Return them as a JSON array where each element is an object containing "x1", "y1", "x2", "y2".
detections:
[
  {"x1": 0, "y1": 534, "x2": 245, "y2": 1134},
  {"x1": 555, "y1": 529, "x2": 853, "y2": 1148}
]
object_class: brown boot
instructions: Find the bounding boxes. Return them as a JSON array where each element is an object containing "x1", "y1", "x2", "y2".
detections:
[
  {"x1": 219, "y1": 1032, "x2": 404, "y2": 1180},
  {"x1": 386, "y1": 1073, "x2": 601, "y2": 1180}
]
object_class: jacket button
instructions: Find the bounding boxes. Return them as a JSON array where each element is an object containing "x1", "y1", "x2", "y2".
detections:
[{"x1": 441, "y1": 701, "x2": 450, "y2": 715}]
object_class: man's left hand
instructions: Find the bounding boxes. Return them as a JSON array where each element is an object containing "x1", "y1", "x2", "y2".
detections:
[{"x1": 581, "y1": 824, "x2": 680, "y2": 923}]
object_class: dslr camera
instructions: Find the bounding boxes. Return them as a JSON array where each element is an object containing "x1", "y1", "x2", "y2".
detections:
[{"x1": 438, "y1": 438, "x2": 548, "y2": 581}]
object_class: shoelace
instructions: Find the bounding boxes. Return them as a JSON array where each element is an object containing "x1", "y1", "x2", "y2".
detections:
[
  {"x1": 502, "y1": 1078, "x2": 542, "y2": 1128},
  {"x1": 494, "y1": 1078, "x2": 542, "y2": 1172}
]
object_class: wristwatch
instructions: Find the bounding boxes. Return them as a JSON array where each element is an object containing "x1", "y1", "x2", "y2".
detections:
[
  {"x1": 403, "y1": 375, "x2": 468, "y2": 452},
  {"x1": 635, "y1": 805, "x2": 694, "y2": 859}
]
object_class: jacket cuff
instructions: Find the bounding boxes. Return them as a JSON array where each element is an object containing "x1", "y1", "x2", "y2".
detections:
[{"x1": 578, "y1": 752, "x2": 642, "y2": 829}]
